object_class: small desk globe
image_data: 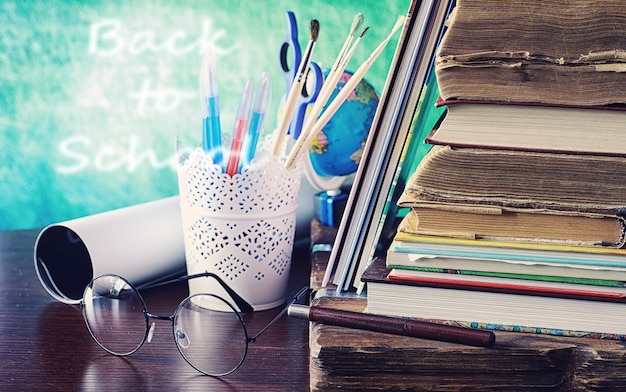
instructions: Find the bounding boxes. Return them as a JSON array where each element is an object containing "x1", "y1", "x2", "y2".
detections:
[{"x1": 307, "y1": 71, "x2": 379, "y2": 179}]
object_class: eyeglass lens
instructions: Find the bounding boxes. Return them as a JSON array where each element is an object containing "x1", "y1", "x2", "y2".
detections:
[
  {"x1": 82, "y1": 275, "x2": 250, "y2": 376},
  {"x1": 174, "y1": 294, "x2": 249, "y2": 376},
  {"x1": 82, "y1": 275, "x2": 147, "y2": 356}
]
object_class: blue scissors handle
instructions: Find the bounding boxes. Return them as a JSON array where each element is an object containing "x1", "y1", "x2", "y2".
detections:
[
  {"x1": 291, "y1": 62, "x2": 323, "y2": 139},
  {"x1": 280, "y1": 11, "x2": 301, "y2": 96}
]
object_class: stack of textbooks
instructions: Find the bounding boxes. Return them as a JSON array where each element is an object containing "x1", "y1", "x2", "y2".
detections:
[{"x1": 362, "y1": 0, "x2": 626, "y2": 339}]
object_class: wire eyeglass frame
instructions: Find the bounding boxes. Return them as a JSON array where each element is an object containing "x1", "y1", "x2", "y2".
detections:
[{"x1": 81, "y1": 271, "x2": 309, "y2": 377}]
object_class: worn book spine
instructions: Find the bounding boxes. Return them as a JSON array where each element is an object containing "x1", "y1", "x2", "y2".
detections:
[
  {"x1": 363, "y1": 257, "x2": 626, "y2": 340},
  {"x1": 386, "y1": 268, "x2": 626, "y2": 299},
  {"x1": 425, "y1": 97, "x2": 626, "y2": 157},
  {"x1": 435, "y1": 0, "x2": 626, "y2": 106},
  {"x1": 386, "y1": 264, "x2": 626, "y2": 287},
  {"x1": 392, "y1": 231, "x2": 626, "y2": 259},
  {"x1": 398, "y1": 144, "x2": 626, "y2": 216},
  {"x1": 396, "y1": 203, "x2": 626, "y2": 248}
]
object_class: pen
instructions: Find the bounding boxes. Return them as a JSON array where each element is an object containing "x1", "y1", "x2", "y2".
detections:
[
  {"x1": 200, "y1": 50, "x2": 224, "y2": 169},
  {"x1": 288, "y1": 303, "x2": 496, "y2": 348},
  {"x1": 226, "y1": 79, "x2": 254, "y2": 176},
  {"x1": 240, "y1": 72, "x2": 272, "y2": 171}
]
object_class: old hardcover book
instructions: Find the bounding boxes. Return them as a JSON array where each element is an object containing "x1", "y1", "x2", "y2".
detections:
[
  {"x1": 386, "y1": 233, "x2": 626, "y2": 282},
  {"x1": 425, "y1": 99, "x2": 626, "y2": 156},
  {"x1": 386, "y1": 262, "x2": 626, "y2": 288},
  {"x1": 387, "y1": 267, "x2": 626, "y2": 292},
  {"x1": 398, "y1": 144, "x2": 626, "y2": 216},
  {"x1": 435, "y1": 0, "x2": 626, "y2": 106},
  {"x1": 397, "y1": 201, "x2": 626, "y2": 248},
  {"x1": 362, "y1": 257, "x2": 626, "y2": 338}
]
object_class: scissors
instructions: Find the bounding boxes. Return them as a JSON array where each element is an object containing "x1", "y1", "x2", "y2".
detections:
[{"x1": 279, "y1": 11, "x2": 323, "y2": 140}]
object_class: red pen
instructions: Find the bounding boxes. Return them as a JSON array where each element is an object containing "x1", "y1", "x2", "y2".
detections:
[{"x1": 226, "y1": 79, "x2": 254, "y2": 176}]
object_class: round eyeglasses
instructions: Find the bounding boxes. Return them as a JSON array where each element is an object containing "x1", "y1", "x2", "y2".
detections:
[{"x1": 81, "y1": 272, "x2": 308, "y2": 377}]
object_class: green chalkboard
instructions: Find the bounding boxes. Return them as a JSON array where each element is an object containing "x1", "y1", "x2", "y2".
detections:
[{"x1": 0, "y1": 0, "x2": 410, "y2": 230}]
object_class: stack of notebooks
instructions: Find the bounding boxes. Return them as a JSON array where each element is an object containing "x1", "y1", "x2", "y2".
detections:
[{"x1": 362, "y1": 0, "x2": 626, "y2": 339}]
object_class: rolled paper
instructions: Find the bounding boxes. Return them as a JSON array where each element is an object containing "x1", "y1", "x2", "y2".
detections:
[{"x1": 34, "y1": 197, "x2": 186, "y2": 304}]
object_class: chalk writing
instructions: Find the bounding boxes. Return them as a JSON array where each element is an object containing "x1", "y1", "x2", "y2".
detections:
[
  {"x1": 56, "y1": 135, "x2": 177, "y2": 174},
  {"x1": 59, "y1": 18, "x2": 235, "y2": 174},
  {"x1": 88, "y1": 19, "x2": 230, "y2": 57},
  {"x1": 129, "y1": 78, "x2": 196, "y2": 115}
]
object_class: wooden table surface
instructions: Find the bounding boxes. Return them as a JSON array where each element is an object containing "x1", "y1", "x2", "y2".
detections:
[{"x1": 0, "y1": 229, "x2": 311, "y2": 391}]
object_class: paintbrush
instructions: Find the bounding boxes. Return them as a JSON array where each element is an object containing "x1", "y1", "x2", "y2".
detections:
[
  {"x1": 284, "y1": 15, "x2": 406, "y2": 170},
  {"x1": 297, "y1": 14, "x2": 366, "y2": 154},
  {"x1": 271, "y1": 19, "x2": 320, "y2": 158},
  {"x1": 288, "y1": 303, "x2": 495, "y2": 348}
]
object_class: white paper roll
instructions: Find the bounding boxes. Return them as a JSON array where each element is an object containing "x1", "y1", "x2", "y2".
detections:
[{"x1": 34, "y1": 196, "x2": 186, "y2": 304}]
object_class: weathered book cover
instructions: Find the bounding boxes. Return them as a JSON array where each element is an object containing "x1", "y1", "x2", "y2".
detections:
[
  {"x1": 397, "y1": 205, "x2": 626, "y2": 248},
  {"x1": 398, "y1": 144, "x2": 626, "y2": 216},
  {"x1": 435, "y1": 0, "x2": 626, "y2": 106}
]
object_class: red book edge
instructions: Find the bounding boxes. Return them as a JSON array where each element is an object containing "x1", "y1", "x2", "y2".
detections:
[
  {"x1": 361, "y1": 257, "x2": 626, "y2": 303},
  {"x1": 387, "y1": 269, "x2": 626, "y2": 300}
]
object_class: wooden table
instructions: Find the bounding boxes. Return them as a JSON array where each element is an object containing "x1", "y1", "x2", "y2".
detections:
[
  {"x1": 11, "y1": 220, "x2": 626, "y2": 391},
  {"x1": 0, "y1": 229, "x2": 311, "y2": 391}
]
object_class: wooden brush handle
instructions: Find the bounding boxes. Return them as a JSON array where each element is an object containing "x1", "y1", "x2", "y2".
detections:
[{"x1": 304, "y1": 305, "x2": 495, "y2": 348}]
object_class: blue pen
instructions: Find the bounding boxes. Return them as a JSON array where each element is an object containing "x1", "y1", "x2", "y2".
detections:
[
  {"x1": 240, "y1": 72, "x2": 272, "y2": 171},
  {"x1": 200, "y1": 50, "x2": 223, "y2": 169}
]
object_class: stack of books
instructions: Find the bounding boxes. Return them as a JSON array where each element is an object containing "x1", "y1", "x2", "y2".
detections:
[{"x1": 362, "y1": 0, "x2": 626, "y2": 339}]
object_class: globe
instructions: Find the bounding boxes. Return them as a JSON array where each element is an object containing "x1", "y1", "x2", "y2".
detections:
[{"x1": 308, "y1": 71, "x2": 379, "y2": 177}]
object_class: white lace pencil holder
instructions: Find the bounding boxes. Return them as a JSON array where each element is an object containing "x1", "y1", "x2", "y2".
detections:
[{"x1": 177, "y1": 147, "x2": 303, "y2": 311}]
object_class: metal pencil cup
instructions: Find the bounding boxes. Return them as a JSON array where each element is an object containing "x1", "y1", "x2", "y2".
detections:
[{"x1": 177, "y1": 147, "x2": 302, "y2": 311}]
